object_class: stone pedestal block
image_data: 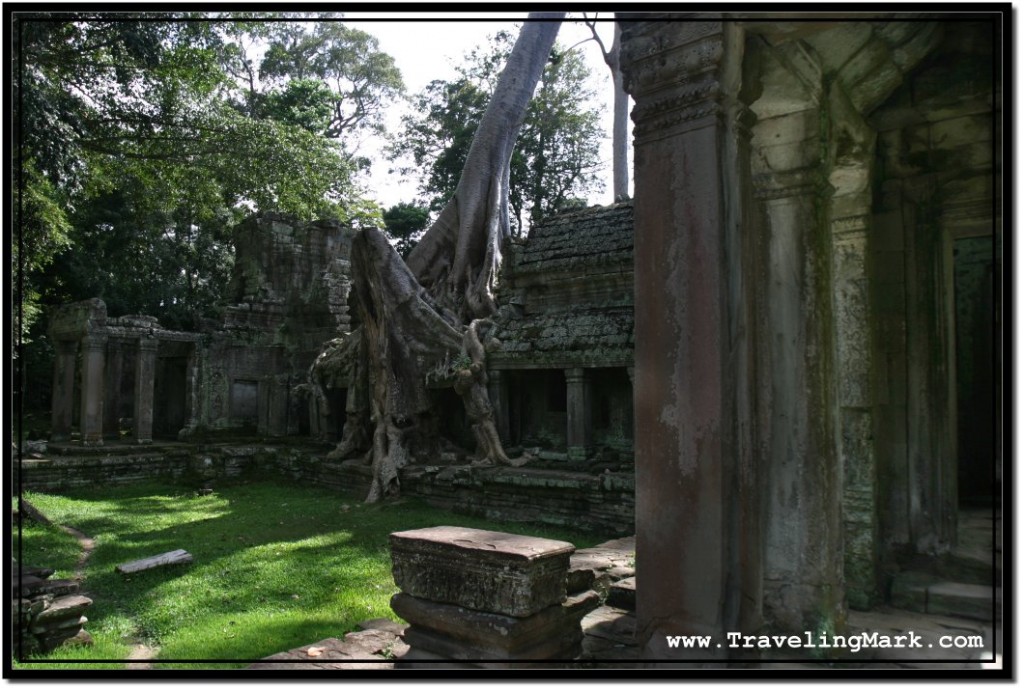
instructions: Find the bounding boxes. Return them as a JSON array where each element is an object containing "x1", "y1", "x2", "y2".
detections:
[
  {"x1": 390, "y1": 526, "x2": 574, "y2": 618},
  {"x1": 391, "y1": 590, "x2": 598, "y2": 658}
]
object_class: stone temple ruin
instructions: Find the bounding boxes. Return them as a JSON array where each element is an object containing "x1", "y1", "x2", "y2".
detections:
[
  {"x1": 30, "y1": 200, "x2": 638, "y2": 535},
  {"x1": 20, "y1": 12, "x2": 1001, "y2": 667}
]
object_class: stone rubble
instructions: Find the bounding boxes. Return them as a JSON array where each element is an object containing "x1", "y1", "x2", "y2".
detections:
[{"x1": 12, "y1": 562, "x2": 93, "y2": 655}]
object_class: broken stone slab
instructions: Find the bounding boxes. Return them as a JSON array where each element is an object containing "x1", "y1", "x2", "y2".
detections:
[
  {"x1": 606, "y1": 576, "x2": 636, "y2": 611},
  {"x1": 15, "y1": 576, "x2": 79, "y2": 598},
  {"x1": 390, "y1": 526, "x2": 574, "y2": 617},
  {"x1": 15, "y1": 564, "x2": 55, "y2": 580},
  {"x1": 32, "y1": 594, "x2": 92, "y2": 625},
  {"x1": 116, "y1": 549, "x2": 193, "y2": 575},
  {"x1": 390, "y1": 590, "x2": 599, "y2": 652}
]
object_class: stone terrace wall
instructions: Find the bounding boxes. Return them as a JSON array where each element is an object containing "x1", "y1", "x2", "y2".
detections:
[{"x1": 16, "y1": 446, "x2": 635, "y2": 537}]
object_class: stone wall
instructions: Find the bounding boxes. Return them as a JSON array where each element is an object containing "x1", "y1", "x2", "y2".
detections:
[{"x1": 16, "y1": 446, "x2": 636, "y2": 537}]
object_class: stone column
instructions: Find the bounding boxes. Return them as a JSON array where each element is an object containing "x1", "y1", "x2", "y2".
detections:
[
  {"x1": 754, "y1": 164, "x2": 845, "y2": 632},
  {"x1": 179, "y1": 345, "x2": 201, "y2": 439},
  {"x1": 565, "y1": 368, "x2": 591, "y2": 461},
  {"x1": 832, "y1": 214, "x2": 880, "y2": 609},
  {"x1": 49, "y1": 341, "x2": 79, "y2": 442},
  {"x1": 78, "y1": 334, "x2": 107, "y2": 446},
  {"x1": 486, "y1": 370, "x2": 510, "y2": 444},
  {"x1": 133, "y1": 338, "x2": 158, "y2": 444},
  {"x1": 621, "y1": 19, "x2": 762, "y2": 658}
]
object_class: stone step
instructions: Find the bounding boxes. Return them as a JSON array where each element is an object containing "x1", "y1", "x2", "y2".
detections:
[
  {"x1": 890, "y1": 571, "x2": 999, "y2": 621},
  {"x1": 927, "y1": 582, "x2": 1000, "y2": 621}
]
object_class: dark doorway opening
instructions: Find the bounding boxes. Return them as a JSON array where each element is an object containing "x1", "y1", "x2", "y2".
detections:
[
  {"x1": 953, "y1": 235, "x2": 996, "y2": 505},
  {"x1": 154, "y1": 357, "x2": 188, "y2": 439}
]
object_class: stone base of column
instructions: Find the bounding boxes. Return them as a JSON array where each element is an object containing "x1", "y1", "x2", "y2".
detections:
[{"x1": 567, "y1": 445, "x2": 589, "y2": 462}]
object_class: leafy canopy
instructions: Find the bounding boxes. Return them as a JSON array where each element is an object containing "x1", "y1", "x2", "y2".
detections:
[
  {"x1": 389, "y1": 28, "x2": 604, "y2": 238},
  {"x1": 14, "y1": 13, "x2": 402, "y2": 340}
]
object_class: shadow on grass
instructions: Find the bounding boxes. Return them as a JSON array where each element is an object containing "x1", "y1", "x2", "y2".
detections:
[{"x1": 18, "y1": 478, "x2": 604, "y2": 665}]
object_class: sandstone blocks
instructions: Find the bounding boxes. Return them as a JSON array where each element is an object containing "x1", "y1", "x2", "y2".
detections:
[{"x1": 389, "y1": 526, "x2": 597, "y2": 663}]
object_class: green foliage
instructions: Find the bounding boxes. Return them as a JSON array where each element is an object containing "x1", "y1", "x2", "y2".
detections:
[
  {"x1": 13, "y1": 481, "x2": 599, "y2": 669},
  {"x1": 13, "y1": 13, "x2": 402, "y2": 339},
  {"x1": 382, "y1": 202, "x2": 431, "y2": 258},
  {"x1": 390, "y1": 29, "x2": 604, "y2": 237},
  {"x1": 257, "y1": 22, "x2": 404, "y2": 139}
]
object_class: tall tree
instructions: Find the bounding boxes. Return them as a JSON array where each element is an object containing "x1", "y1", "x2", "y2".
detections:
[
  {"x1": 331, "y1": 14, "x2": 566, "y2": 501},
  {"x1": 14, "y1": 14, "x2": 399, "y2": 337},
  {"x1": 390, "y1": 28, "x2": 602, "y2": 238},
  {"x1": 583, "y1": 16, "x2": 629, "y2": 200}
]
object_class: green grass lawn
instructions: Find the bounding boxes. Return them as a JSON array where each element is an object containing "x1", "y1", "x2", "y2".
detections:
[{"x1": 12, "y1": 480, "x2": 602, "y2": 671}]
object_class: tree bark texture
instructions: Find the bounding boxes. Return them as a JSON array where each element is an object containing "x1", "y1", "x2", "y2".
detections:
[
  {"x1": 321, "y1": 15, "x2": 564, "y2": 502},
  {"x1": 406, "y1": 13, "x2": 565, "y2": 321}
]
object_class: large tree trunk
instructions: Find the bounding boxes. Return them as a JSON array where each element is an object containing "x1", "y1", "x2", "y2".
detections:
[
  {"x1": 406, "y1": 13, "x2": 564, "y2": 321},
  {"x1": 327, "y1": 14, "x2": 564, "y2": 502},
  {"x1": 608, "y1": 23, "x2": 629, "y2": 200},
  {"x1": 585, "y1": 19, "x2": 629, "y2": 200}
]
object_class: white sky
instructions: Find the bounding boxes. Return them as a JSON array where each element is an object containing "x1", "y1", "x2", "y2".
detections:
[{"x1": 339, "y1": 13, "x2": 627, "y2": 210}]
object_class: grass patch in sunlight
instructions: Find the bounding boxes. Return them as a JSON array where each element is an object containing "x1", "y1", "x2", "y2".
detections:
[{"x1": 12, "y1": 480, "x2": 602, "y2": 671}]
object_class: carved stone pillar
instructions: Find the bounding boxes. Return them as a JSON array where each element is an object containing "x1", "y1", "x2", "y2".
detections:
[
  {"x1": 565, "y1": 368, "x2": 591, "y2": 461},
  {"x1": 486, "y1": 370, "x2": 510, "y2": 444},
  {"x1": 133, "y1": 338, "x2": 158, "y2": 444},
  {"x1": 622, "y1": 18, "x2": 762, "y2": 658},
  {"x1": 832, "y1": 214, "x2": 880, "y2": 609},
  {"x1": 50, "y1": 340, "x2": 78, "y2": 442},
  {"x1": 79, "y1": 334, "x2": 107, "y2": 446},
  {"x1": 179, "y1": 345, "x2": 201, "y2": 439},
  {"x1": 754, "y1": 164, "x2": 845, "y2": 631}
]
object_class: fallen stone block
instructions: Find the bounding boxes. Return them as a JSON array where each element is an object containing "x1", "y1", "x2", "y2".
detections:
[{"x1": 32, "y1": 594, "x2": 92, "y2": 625}]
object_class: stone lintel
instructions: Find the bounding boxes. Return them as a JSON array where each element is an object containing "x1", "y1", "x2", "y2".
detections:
[{"x1": 390, "y1": 526, "x2": 574, "y2": 618}]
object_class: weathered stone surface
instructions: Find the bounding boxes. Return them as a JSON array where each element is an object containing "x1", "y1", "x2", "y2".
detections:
[
  {"x1": 357, "y1": 618, "x2": 406, "y2": 637},
  {"x1": 606, "y1": 577, "x2": 636, "y2": 611},
  {"x1": 391, "y1": 590, "x2": 598, "y2": 652},
  {"x1": 927, "y1": 583, "x2": 997, "y2": 621},
  {"x1": 32, "y1": 595, "x2": 92, "y2": 625},
  {"x1": 567, "y1": 539, "x2": 635, "y2": 595},
  {"x1": 248, "y1": 636, "x2": 395, "y2": 670},
  {"x1": 390, "y1": 526, "x2": 574, "y2": 617},
  {"x1": 402, "y1": 625, "x2": 582, "y2": 661}
]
